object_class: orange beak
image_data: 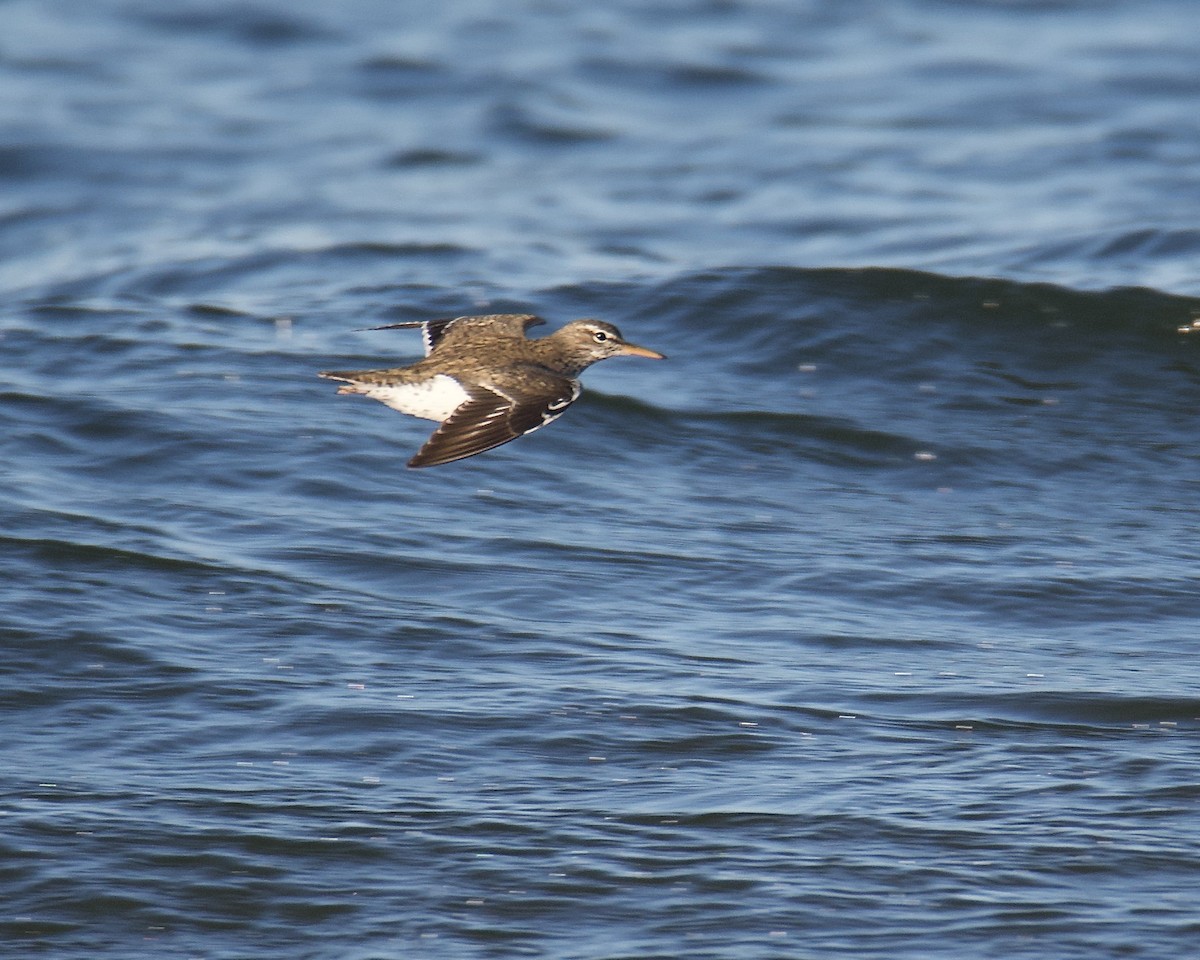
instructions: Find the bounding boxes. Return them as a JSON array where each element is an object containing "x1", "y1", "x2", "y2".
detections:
[{"x1": 618, "y1": 342, "x2": 667, "y2": 360}]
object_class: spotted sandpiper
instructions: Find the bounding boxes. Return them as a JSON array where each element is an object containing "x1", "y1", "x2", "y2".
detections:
[{"x1": 319, "y1": 314, "x2": 665, "y2": 467}]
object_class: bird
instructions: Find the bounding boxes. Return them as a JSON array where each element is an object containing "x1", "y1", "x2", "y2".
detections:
[{"x1": 319, "y1": 313, "x2": 665, "y2": 468}]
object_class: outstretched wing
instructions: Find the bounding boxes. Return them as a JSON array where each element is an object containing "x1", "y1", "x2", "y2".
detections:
[
  {"x1": 408, "y1": 370, "x2": 579, "y2": 468},
  {"x1": 369, "y1": 314, "x2": 544, "y2": 357}
]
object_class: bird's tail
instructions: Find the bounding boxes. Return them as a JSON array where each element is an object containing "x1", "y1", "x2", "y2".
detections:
[{"x1": 318, "y1": 371, "x2": 369, "y2": 395}]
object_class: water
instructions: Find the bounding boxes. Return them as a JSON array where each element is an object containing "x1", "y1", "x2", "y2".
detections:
[{"x1": 2, "y1": 1, "x2": 1199, "y2": 958}]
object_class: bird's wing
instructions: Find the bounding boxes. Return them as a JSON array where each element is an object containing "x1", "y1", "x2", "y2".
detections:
[
  {"x1": 369, "y1": 314, "x2": 544, "y2": 357},
  {"x1": 408, "y1": 369, "x2": 579, "y2": 468}
]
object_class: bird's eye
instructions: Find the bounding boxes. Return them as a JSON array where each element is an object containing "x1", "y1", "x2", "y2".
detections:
[{"x1": 592, "y1": 331, "x2": 609, "y2": 343}]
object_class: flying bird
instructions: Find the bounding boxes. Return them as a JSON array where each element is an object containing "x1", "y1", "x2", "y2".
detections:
[{"x1": 319, "y1": 314, "x2": 665, "y2": 467}]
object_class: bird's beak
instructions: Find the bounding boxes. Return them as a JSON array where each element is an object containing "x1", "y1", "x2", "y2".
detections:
[{"x1": 618, "y1": 342, "x2": 667, "y2": 360}]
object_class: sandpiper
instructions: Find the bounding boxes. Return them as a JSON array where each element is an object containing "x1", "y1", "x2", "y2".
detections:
[{"x1": 319, "y1": 314, "x2": 665, "y2": 467}]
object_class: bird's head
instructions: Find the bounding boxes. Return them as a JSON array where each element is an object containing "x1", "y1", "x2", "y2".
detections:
[{"x1": 554, "y1": 320, "x2": 666, "y2": 373}]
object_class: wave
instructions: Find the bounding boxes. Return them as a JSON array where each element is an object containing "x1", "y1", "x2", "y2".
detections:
[
  {"x1": 12, "y1": 261, "x2": 1199, "y2": 490},
  {"x1": 548, "y1": 265, "x2": 1200, "y2": 364},
  {"x1": 860, "y1": 689, "x2": 1200, "y2": 729}
]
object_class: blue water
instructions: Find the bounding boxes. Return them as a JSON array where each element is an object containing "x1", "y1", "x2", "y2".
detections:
[{"x1": 3, "y1": 2, "x2": 1200, "y2": 958}]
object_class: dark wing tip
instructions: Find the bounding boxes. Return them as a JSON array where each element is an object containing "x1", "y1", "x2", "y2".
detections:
[
  {"x1": 407, "y1": 447, "x2": 460, "y2": 468},
  {"x1": 406, "y1": 420, "x2": 519, "y2": 468},
  {"x1": 359, "y1": 317, "x2": 457, "y2": 355},
  {"x1": 359, "y1": 321, "x2": 425, "y2": 332},
  {"x1": 407, "y1": 427, "x2": 510, "y2": 468}
]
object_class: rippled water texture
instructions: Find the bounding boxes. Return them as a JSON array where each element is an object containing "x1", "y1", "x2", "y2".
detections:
[
  {"x1": 4, "y1": 0, "x2": 1200, "y2": 295},
  {"x1": 3, "y1": 2, "x2": 1200, "y2": 958}
]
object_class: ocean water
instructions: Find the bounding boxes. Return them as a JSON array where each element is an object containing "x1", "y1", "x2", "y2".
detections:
[{"x1": 2, "y1": 1, "x2": 1200, "y2": 958}]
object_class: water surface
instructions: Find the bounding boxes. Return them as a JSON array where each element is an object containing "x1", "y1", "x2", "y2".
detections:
[{"x1": 3, "y1": 2, "x2": 1200, "y2": 958}]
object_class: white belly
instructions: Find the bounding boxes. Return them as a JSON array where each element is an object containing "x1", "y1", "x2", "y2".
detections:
[{"x1": 367, "y1": 374, "x2": 470, "y2": 422}]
